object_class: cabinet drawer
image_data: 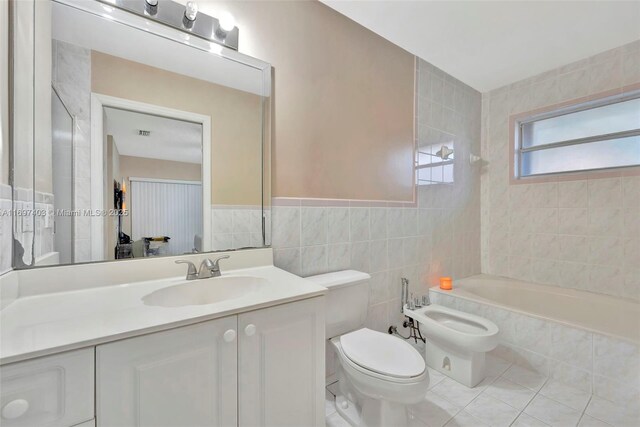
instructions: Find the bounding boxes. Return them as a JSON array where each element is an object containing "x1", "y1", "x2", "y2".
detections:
[{"x1": 0, "y1": 348, "x2": 94, "y2": 427}]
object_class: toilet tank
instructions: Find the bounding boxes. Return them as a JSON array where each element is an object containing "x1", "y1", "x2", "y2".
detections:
[{"x1": 306, "y1": 270, "x2": 370, "y2": 339}]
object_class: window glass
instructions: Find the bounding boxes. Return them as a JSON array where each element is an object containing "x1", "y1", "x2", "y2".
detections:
[{"x1": 517, "y1": 92, "x2": 640, "y2": 177}]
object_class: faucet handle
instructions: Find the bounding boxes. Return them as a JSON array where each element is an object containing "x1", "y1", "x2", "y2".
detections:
[
  {"x1": 210, "y1": 255, "x2": 230, "y2": 269},
  {"x1": 200, "y1": 255, "x2": 230, "y2": 278},
  {"x1": 175, "y1": 260, "x2": 198, "y2": 280}
]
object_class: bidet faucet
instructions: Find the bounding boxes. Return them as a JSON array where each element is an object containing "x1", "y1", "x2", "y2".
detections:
[{"x1": 401, "y1": 277, "x2": 409, "y2": 311}]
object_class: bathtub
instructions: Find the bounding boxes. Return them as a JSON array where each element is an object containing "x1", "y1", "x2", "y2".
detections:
[
  {"x1": 431, "y1": 274, "x2": 639, "y2": 343},
  {"x1": 428, "y1": 274, "x2": 640, "y2": 404}
]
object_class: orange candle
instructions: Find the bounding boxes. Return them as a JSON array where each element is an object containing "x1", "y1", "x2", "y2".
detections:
[{"x1": 440, "y1": 276, "x2": 452, "y2": 290}]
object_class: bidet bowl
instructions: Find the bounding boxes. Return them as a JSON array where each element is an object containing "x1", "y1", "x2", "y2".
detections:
[{"x1": 406, "y1": 304, "x2": 499, "y2": 353}]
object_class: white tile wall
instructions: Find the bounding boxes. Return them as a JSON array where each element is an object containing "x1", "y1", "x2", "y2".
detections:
[
  {"x1": 271, "y1": 59, "x2": 482, "y2": 342},
  {"x1": 481, "y1": 40, "x2": 640, "y2": 301},
  {"x1": 211, "y1": 206, "x2": 269, "y2": 251}
]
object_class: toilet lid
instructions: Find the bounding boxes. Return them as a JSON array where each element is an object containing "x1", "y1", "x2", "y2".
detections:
[{"x1": 340, "y1": 328, "x2": 425, "y2": 378}]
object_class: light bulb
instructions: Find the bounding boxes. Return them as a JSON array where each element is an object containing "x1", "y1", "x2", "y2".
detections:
[
  {"x1": 218, "y1": 11, "x2": 235, "y2": 32},
  {"x1": 184, "y1": 1, "x2": 198, "y2": 21}
]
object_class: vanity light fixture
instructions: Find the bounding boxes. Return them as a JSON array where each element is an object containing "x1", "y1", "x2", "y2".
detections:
[
  {"x1": 144, "y1": 0, "x2": 158, "y2": 16},
  {"x1": 98, "y1": 0, "x2": 239, "y2": 50},
  {"x1": 184, "y1": 2, "x2": 198, "y2": 21},
  {"x1": 216, "y1": 11, "x2": 236, "y2": 38},
  {"x1": 182, "y1": 1, "x2": 198, "y2": 29}
]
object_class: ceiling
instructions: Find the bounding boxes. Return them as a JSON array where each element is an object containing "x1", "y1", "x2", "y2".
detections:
[
  {"x1": 105, "y1": 108, "x2": 202, "y2": 164},
  {"x1": 321, "y1": 1, "x2": 640, "y2": 92}
]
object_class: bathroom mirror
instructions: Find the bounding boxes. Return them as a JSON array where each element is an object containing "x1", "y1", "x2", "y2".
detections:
[{"x1": 10, "y1": 0, "x2": 271, "y2": 268}]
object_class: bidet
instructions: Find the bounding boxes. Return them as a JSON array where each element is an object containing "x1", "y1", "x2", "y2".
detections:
[{"x1": 404, "y1": 304, "x2": 499, "y2": 387}]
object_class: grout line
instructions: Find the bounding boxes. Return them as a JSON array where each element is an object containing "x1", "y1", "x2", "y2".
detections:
[{"x1": 576, "y1": 395, "x2": 594, "y2": 427}]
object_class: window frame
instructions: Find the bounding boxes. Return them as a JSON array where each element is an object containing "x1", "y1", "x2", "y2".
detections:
[{"x1": 514, "y1": 90, "x2": 640, "y2": 179}]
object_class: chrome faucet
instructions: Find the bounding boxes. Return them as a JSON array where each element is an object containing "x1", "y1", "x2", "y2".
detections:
[
  {"x1": 175, "y1": 260, "x2": 198, "y2": 280},
  {"x1": 175, "y1": 255, "x2": 230, "y2": 280},
  {"x1": 197, "y1": 255, "x2": 230, "y2": 278}
]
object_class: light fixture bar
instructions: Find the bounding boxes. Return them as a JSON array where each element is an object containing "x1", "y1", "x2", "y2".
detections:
[{"x1": 98, "y1": 0, "x2": 239, "y2": 51}]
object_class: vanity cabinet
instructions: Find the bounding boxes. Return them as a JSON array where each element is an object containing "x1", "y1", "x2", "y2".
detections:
[
  {"x1": 0, "y1": 348, "x2": 94, "y2": 427},
  {"x1": 96, "y1": 297, "x2": 325, "y2": 427},
  {"x1": 238, "y1": 297, "x2": 325, "y2": 427},
  {"x1": 96, "y1": 316, "x2": 238, "y2": 427}
]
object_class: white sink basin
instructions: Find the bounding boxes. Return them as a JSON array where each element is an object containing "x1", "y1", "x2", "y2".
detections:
[{"x1": 143, "y1": 276, "x2": 267, "y2": 307}]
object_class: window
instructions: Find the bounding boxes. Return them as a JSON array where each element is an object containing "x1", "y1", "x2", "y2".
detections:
[
  {"x1": 416, "y1": 142, "x2": 454, "y2": 185},
  {"x1": 515, "y1": 91, "x2": 640, "y2": 178}
]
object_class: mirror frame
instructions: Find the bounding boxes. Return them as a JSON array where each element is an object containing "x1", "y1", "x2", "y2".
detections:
[{"x1": 10, "y1": 0, "x2": 272, "y2": 269}]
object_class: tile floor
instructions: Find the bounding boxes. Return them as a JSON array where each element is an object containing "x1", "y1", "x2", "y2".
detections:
[{"x1": 325, "y1": 355, "x2": 639, "y2": 427}]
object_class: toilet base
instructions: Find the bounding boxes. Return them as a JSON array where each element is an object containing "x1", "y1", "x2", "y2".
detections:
[
  {"x1": 335, "y1": 393, "x2": 409, "y2": 427},
  {"x1": 425, "y1": 339, "x2": 485, "y2": 388},
  {"x1": 361, "y1": 397, "x2": 408, "y2": 427},
  {"x1": 335, "y1": 394, "x2": 361, "y2": 426}
]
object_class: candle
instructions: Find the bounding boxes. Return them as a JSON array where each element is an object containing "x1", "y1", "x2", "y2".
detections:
[{"x1": 440, "y1": 276, "x2": 452, "y2": 290}]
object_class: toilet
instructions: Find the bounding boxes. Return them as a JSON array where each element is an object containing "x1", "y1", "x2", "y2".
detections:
[
  {"x1": 307, "y1": 270, "x2": 429, "y2": 427},
  {"x1": 404, "y1": 304, "x2": 499, "y2": 387}
]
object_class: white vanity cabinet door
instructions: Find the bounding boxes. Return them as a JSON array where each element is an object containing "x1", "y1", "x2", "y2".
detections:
[
  {"x1": 0, "y1": 348, "x2": 95, "y2": 427},
  {"x1": 97, "y1": 317, "x2": 238, "y2": 427},
  {"x1": 238, "y1": 297, "x2": 325, "y2": 427}
]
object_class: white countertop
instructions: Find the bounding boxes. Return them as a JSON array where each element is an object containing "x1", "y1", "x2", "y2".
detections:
[{"x1": 0, "y1": 266, "x2": 326, "y2": 365}]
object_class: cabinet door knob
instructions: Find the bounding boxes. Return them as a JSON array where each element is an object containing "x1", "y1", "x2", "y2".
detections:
[
  {"x1": 2, "y1": 399, "x2": 29, "y2": 419},
  {"x1": 244, "y1": 324, "x2": 256, "y2": 336},
  {"x1": 223, "y1": 329, "x2": 236, "y2": 342}
]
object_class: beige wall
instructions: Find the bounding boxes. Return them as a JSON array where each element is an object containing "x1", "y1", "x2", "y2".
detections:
[
  {"x1": 118, "y1": 155, "x2": 201, "y2": 183},
  {"x1": 185, "y1": 1, "x2": 416, "y2": 202},
  {"x1": 9, "y1": 0, "x2": 52, "y2": 192},
  {"x1": 0, "y1": 0, "x2": 9, "y2": 273},
  {"x1": 34, "y1": 0, "x2": 51, "y2": 194},
  {"x1": 92, "y1": 51, "x2": 262, "y2": 206},
  {"x1": 481, "y1": 41, "x2": 640, "y2": 301},
  {"x1": 11, "y1": 0, "x2": 35, "y2": 190},
  {"x1": 0, "y1": 0, "x2": 8, "y2": 186}
]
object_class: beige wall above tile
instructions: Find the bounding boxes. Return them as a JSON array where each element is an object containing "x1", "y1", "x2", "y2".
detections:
[{"x1": 185, "y1": 1, "x2": 416, "y2": 202}]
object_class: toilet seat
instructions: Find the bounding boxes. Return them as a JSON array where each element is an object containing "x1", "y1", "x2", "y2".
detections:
[{"x1": 339, "y1": 328, "x2": 425, "y2": 380}]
